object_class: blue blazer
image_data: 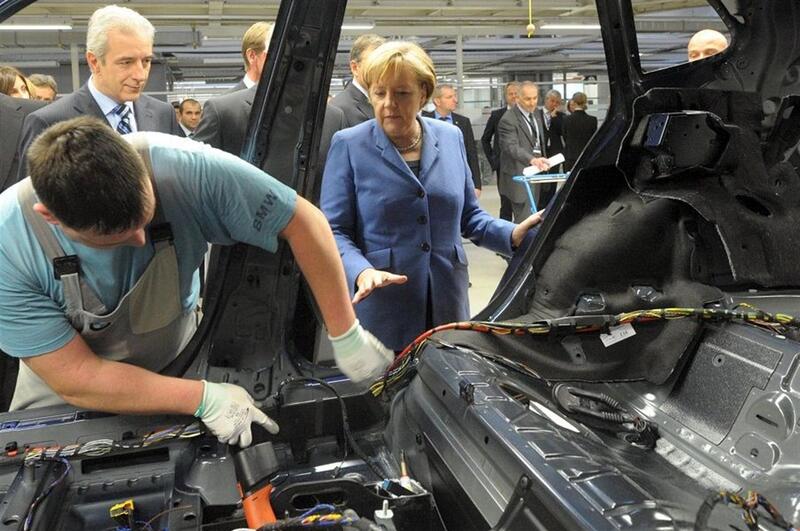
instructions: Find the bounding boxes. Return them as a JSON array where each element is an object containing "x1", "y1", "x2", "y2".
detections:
[{"x1": 321, "y1": 117, "x2": 515, "y2": 351}]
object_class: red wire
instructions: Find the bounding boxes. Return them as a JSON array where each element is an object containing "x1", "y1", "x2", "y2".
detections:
[{"x1": 391, "y1": 322, "x2": 465, "y2": 369}]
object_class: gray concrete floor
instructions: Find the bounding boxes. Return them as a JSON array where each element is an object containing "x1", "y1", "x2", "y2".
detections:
[{"x1": 465, "y1": 184, "x2": 509, "y2": 316}]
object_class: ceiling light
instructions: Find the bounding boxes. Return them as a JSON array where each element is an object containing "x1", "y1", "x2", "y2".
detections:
[
  {"x1": 341, "y1": 20, "x2": 375, "y2": 30},
  {"x1": 0, "y1": 23, "x2": 72, "y2": 31},
  {"x1": 540, "y1": 23, "x2": 601, "y2": 30},
  {"x1": 202, "y1": 57, "x2": 241, "y2": 65},
  {"x1": 4, "y1": 60, "x2": 59, "y2": 68}
]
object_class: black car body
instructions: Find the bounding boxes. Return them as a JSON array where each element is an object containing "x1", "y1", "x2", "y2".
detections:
[{"x1": 1, "y1": 0, "x2": 799, "y2": 530}]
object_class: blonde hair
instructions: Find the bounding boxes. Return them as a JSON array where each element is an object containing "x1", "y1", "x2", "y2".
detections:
[
  {"x1": 361, "y1": 41, "x2": 436, "y2": 101},
  {"x1": 431, "y1": 83, "x2": 455, "y2": 100},
  {"x1": 242, "y1": 21, "x2": 274, "y2": 70}
]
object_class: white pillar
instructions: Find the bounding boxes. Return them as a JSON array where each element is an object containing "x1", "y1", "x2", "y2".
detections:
[
  {"x1": 456, "y1": 33, "x2": 464, "y2": 94},
  {"x1": 70, "y1": 43, "x2": 80, "y2": 92}
]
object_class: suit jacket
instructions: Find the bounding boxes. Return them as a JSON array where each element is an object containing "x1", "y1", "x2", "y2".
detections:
[
  {"x1": 329, "y1": 81, "x2": 373, "y2": 129},
  {"x1": 0, "y1": 94, "x2": 45, "y2": 192},
  {"x1": 194, "y1": 84, "x2": 344, "y2": 198},
  {"x1": 421, "y1": 110, "x2": 481, "y2": 190},
  {"x1": 480, "y1": 106, "x2": 507, "y2": 172},
  {"x1": 227, "y1": 78, "x2": 248, "y2": 94},
  {"x1": 497, "y1": 106, "x2": 547, "y2": 204},
  {"x1": 538, "y1": 109, "x2": 565, "y2": 159},
  {"x1": 563, "y1": 109, "x2": 598, "y2": 170},
  {"x1": 16, "y1": 83, "x2": 180, "y2": 181},
  {"x1": 320, "y1": 117, "x2": 515, "y2": 350},
  {"x1": 193, "y1": 85, "x2": 256, "y2": 155}
]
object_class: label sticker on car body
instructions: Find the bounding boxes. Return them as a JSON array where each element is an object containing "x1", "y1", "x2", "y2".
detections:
[{"x1": 600, "y1": 323, "x2": 636, "y2": 347}]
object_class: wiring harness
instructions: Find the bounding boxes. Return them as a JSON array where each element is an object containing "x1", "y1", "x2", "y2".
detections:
[
  {"x1": 11, "y1": 421, "x2": 203, "y2": 464},
  {"x1": 694, "y1": 490, "x2": 797, "y2": 531},
  {"x1": 371, "y1": 306, "x2": 800, "y2": 397},
  {"x1": 2, "y1": 422, "x2": 203, "y2": 531},
  {"x1": 255, "y1": 503, "x2": 360, "y2": 529}
]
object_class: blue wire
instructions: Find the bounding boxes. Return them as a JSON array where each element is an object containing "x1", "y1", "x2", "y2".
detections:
[
  {"x1": 299, "y1": 503, "x2": 336, "y2": 519},
  {"x1": 23, "y1": 457, "x2": 71, "y2": 531}
]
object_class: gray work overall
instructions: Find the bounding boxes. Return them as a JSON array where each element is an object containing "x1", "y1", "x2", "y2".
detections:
[{"x1": 10, "y1": 138, "x2": 197, "y2": 410}]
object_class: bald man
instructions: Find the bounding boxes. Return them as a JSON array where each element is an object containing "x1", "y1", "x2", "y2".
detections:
[{"x1": 688, "y1": 29, "x2": 728, "y2": 62}]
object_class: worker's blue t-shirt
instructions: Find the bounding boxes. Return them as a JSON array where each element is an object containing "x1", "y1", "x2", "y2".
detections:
[{"x1": 0, "y1": 132, "x2": 297, "y2": 358}]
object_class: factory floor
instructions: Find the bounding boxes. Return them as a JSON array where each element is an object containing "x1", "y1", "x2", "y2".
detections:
[{"x1": 465, "y1": 184, "x2": 511, "y2": 315}]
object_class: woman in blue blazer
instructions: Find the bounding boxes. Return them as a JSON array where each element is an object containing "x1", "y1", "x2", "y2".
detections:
[{"x1": 321, "y1": 42, "x2": 543, "y2": 351}]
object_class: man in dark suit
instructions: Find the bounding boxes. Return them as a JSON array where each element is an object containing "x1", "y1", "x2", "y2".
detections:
[
  {"x1": 228, "y1": 21, "x2": 273, "y2": 93},
  {"x1": 563, "y1": 91, "x2": 598, "y2": 171},
  {"x1": 535, "y1": 89, "x2": 566, "y2": 207},
  {"x1": 176, "y1": 98, "x2": 202, "y2": 138},
  {"x1": 16, "y1": 5, "x2": 179, "y2": 181},
  {"x1": 0, "y1": 93, "x2": 46, "y2": 411},
  {"x1": 193, "y1": 84, "x2": 345, "y2": 193},
  {"x1": 329, "y1": 34, "x2": 385, "y2": 128},
  {"x1": 422, "y1": 84, "x2": 482, "y2": 196},
  {"x1": 497, "y1": 81, "x2": 551, "y2": 222},
  {"x1": 481, "y1": 81, "x2": 519, "y2": 219},
  {"x1": 193, "y1": 85, "x2": 255, "y2": 156},
  {"x1": 0, "y1": 94, "x2": 45, "y2": 192}
]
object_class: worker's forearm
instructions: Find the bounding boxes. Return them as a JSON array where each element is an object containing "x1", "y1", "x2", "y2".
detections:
[
  {"x1": 283, "y1": 198, "x2": 356, "y2": 337},
  {"x1": 60, "y1": 358, "x2": 202, "y2": 416}
]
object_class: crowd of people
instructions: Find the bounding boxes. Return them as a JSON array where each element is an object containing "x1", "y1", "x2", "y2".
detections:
[{"x1": 0, "y1": 3, "x2": 731, "y2": 447}]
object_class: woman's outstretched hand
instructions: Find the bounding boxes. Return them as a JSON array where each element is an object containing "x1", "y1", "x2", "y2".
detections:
[{"x1": 353, "y1": 268, "x2": 408, "y2": 304}]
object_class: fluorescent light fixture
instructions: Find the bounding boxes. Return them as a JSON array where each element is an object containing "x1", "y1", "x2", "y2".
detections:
[
  {"x1": 4, "y1": 60, "x2": 59, "y2": 68},
  {"x1": 202, "y1": 57, "x2": 241, "y2": 65},
  {"x1": 0, "y1": 23, "x2": 72, "y2": 31},
  {"x1": 342, "y1": 20, "x2": 375, "y2": 30},
  {"x1": 540, "y1": 23, "x2": 601, "y2": 30}
]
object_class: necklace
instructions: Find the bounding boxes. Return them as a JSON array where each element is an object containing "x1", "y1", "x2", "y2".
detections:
[{"x1": 393, "y1": 126, "x2": 422, "y2": 153}]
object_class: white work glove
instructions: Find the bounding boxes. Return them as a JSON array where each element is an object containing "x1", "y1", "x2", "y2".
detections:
[
  {"x1": 329, "y1": 319, "x2": 394, "y2": 386},
  {"x1": 194, "y1": 380, "x2": 279, "y2": 447}
]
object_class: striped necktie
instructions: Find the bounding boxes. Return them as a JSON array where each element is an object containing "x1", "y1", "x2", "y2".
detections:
[{"x1": 113, "y1": 103, "x2": 132, "y2": 135}]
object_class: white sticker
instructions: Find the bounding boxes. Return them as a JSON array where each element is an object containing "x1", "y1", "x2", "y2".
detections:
[{"x1": 599, "y1": 323, "x2": 636, "y2": 347}]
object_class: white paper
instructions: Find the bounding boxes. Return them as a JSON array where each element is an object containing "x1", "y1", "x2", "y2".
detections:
[
  {"x1": 599, "y1": 323, "x2": 636, "y2": 347},
  {"x1": 522, "y1": 153, "x2": 566, "y2": 177}
]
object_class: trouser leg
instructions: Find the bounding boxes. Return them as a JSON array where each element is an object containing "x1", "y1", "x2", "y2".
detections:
[
  {"x1": 511, "y1": 201, "x2": 531, "y2": 223},
  {"x1": 499, "y1": 193, "x2": 513, "y2": 221}
]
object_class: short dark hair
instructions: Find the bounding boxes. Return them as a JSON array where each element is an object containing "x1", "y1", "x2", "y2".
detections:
[
  {"x1": 179, "y1": 98, "x2": 200, "y2": 112},
  {"x1": 28, "y1": 116, "x2": 149, "y2": 234}
]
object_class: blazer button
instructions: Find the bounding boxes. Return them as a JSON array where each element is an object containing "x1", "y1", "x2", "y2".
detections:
[
  {"x1": 420, "y1": 242, "x2": 431, "y2": 252},
  {"x1": 417, "y1": 215, "x2": 427, "y2": 225},
  {"x1": 417, "y1": 188, "x2": 425, "y2": 198}
]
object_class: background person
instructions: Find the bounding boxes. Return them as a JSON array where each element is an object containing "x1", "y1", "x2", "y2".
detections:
[
  {"x1": 329, "y1": 33, "x2": 386, "y2": 128},
  {"x1": 16, "y1": 4, "x2": 180, "y2": 181},
  {"x1": 28, "y1": 74, "x2": 58, "y2": 102},
  {"x1": 422, "y1": 83, "x2": 482, "y2": 197},
  {"x1": 0, "y1": 66, "x2": 31, "y2": 98},
  {"x1": 535, "y1": 89, "x2": 566, "y2": 206},
  {"x1": 321, "y1": 42, "x2": 542, "y2": 352},
  {"x1": 562, "y1": 92, "x2": 598, "y2": 171},
  {"x1": 230, "y1": 21, "x2": 274, "y2": 92},
  {"x1": 687, "y1": 29, "x2": 728, "y2": 61},
  {"x1": 481, "y1": 81, "x2": 519, "y2": 220},
  {"x1": 497, "y1": 81, "x2": 551, "y2": 222},
  {"x1": 177, "y1": 98, "x2": 202, "y2": 137}
]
